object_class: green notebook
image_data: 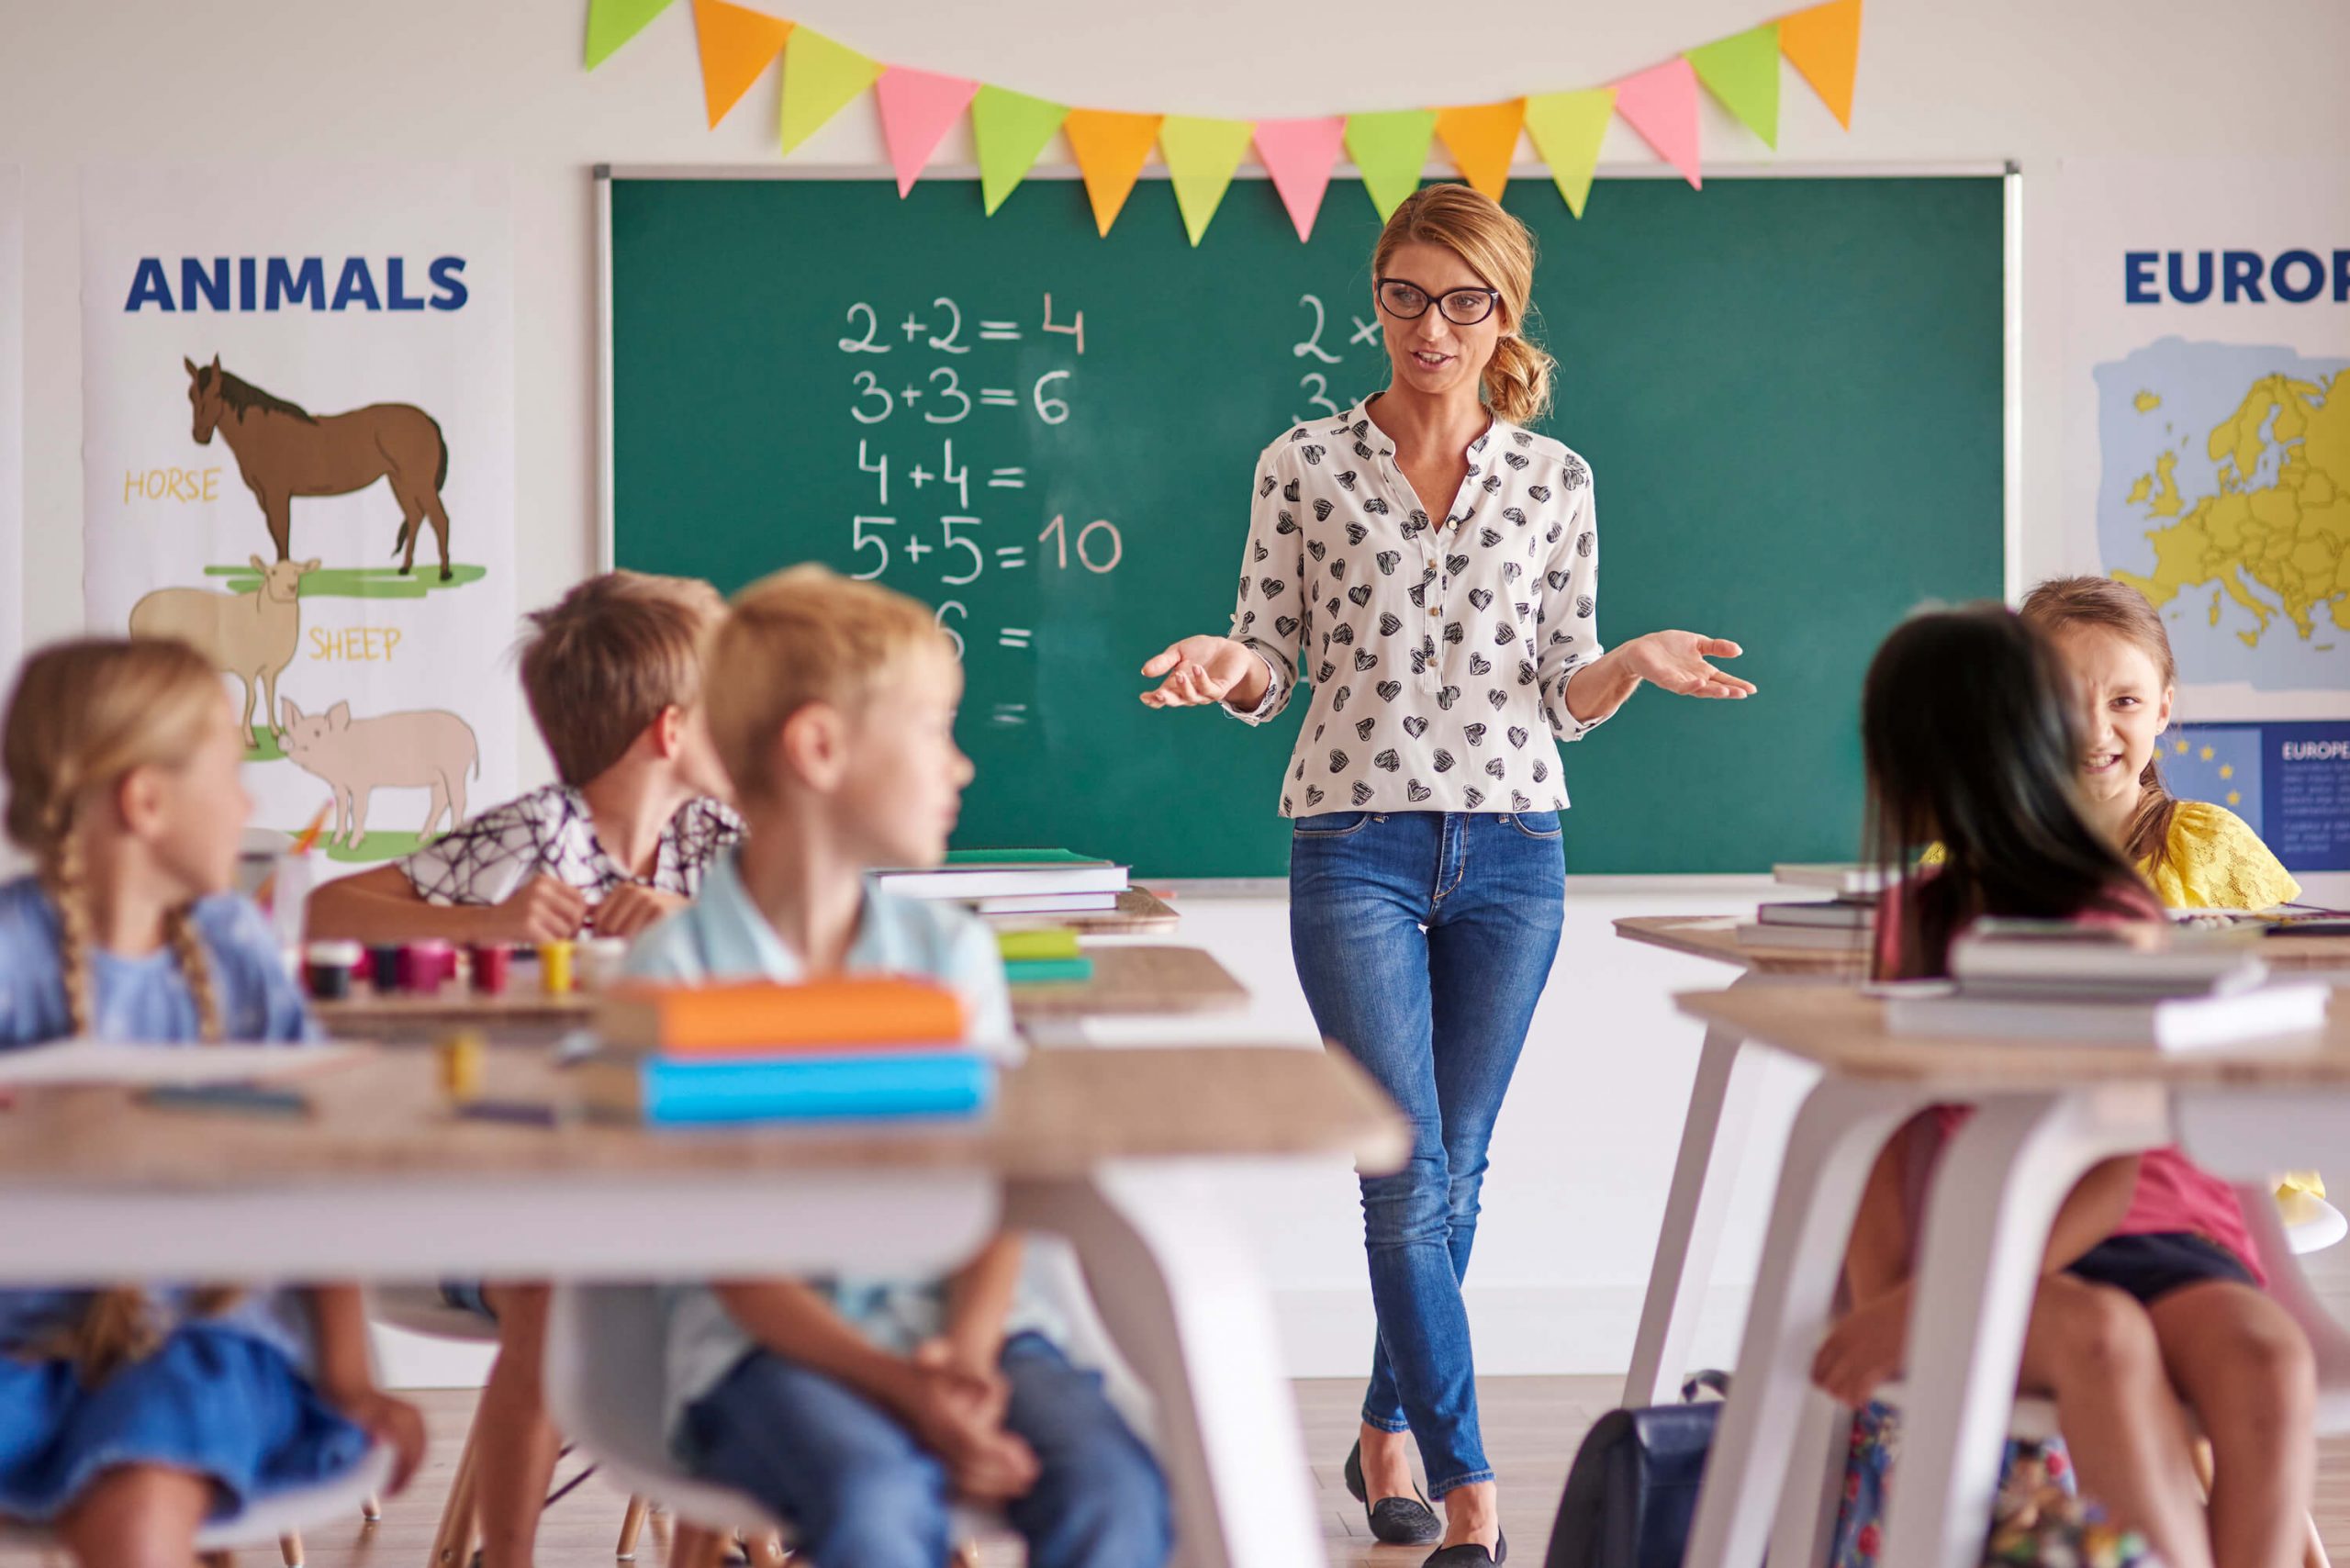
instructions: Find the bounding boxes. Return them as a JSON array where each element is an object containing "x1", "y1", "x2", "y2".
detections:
[
  {"x1": 997, "y1": 928, "x2": 1083, "y2": 962},
  {"x1": 1003, "y1": 957, "x2": 1095, "y2": 986}
]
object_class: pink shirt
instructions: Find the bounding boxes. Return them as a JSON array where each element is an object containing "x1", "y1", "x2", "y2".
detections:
[{"x1": 1884, "y1": 878, "x2": 2266, "y2": 1283}]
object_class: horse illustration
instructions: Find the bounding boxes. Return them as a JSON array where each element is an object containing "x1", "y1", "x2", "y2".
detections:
[{"x1": 185, "y1": 354, "x2": 453, "y2": 580}]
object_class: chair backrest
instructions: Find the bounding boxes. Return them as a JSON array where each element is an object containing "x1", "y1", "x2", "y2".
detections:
[
  {"x1": 2233, "y1": 1182, "x2": 2343, "y2": 1346},
  {"x1": 544, "y1": 1283, "x2": 679, "y2": 1480}
]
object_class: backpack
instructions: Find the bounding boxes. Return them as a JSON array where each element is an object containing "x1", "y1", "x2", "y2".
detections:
[{"x1": 1542, "y1": 1372, "x2": 1726, "y2": 1568}]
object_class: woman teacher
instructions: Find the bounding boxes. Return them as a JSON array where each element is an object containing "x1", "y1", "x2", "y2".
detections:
[{"x1": 1140, "y1": 184, "x2": 1754, "y2": 1567}]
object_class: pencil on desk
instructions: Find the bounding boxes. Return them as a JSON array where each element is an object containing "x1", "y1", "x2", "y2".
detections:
[{"x1": 256, "y1": 804, "x2": 335, "y2": 912}]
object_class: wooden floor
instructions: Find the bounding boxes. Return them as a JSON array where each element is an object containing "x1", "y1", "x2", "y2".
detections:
[{"x1": 9, "y1": 1375, "x2": 2350, "y2": 1564}]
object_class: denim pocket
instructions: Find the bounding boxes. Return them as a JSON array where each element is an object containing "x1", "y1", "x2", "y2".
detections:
[
  {"x1": 1292, "y1": 811, "x2": 1376, "y2": 837},
  {"x1": 1502, "y1": 812, "x2": 1562, "y2": 839}
]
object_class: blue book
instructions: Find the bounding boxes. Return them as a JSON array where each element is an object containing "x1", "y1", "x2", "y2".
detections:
[{"x1": 579, "y1": 1050, "x2": 994, "y2": 1126}]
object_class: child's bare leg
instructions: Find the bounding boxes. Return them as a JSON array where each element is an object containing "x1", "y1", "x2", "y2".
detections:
[
  {"x1": 2149, "y1": 1281, "x2": 2316, "y2": 1568},
  {"x1": 54, "y1": 1463, "x2": 213, "y2": 1568},
  {"x1": 476, "y1": 1282, "x2": 563, "y2": 1568},
  {"x1": 2018, "y1": 1274, "x2": 2213, "y2": 1568}
]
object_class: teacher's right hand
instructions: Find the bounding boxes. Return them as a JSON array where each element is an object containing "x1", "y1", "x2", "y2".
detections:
[{"x1": 1139, "y1": 634, "x2": 1269, "y2": 711}]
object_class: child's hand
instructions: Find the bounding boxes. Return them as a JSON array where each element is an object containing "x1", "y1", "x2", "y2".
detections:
[
  {"x1": 1813, "y1": 1283, "x2": 1912, "y2": 1407},
  {"x1": 946, "y1": 1426, "x2": 1041, "y2": 1503},
  {"x1": 482, "y1": 874, "x2": 589, "y2": 945},
  {"x1": 592, "y1": 884, "x2": 687, "y2": 938},
  {"x1": 337, "y1": 1387, "x2": 428, "y2": 1494},
  {"x1": 901, "y1": 1355, "x2": 1038, "y2": 1500}
]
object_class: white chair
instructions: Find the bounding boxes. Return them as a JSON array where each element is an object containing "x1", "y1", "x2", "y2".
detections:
[
  {"x1": 370, "y1": 1284, "x2": 652, "y2": 1566},
  {"x1": 0, "y1": 1443, "x2": 393, "y2": 1568},
  {"x1": 545, "y1": 1283, "x2": 986, "y2": 1568},
  {"x1": 1802, "y1": 1182, "x2": 2344, "y2": 1568}
]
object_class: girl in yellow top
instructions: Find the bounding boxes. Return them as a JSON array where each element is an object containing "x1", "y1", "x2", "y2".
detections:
[{"x1": 2020, "y1": 577, "x2": 2300, "y2": 912}]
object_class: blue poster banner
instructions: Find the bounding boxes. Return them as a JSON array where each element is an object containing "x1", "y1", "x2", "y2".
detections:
[{"x1": 2173, "y1": 721, "x2": 2350, "y2": 872}]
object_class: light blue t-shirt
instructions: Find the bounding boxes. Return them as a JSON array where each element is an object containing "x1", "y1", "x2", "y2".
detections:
[
  {"x1": 624, "y1": 851, "x2": 1052, "y2": 1441},
  {"x1": 0, "y1": 876, "x2": 319, "y2": 1366}
]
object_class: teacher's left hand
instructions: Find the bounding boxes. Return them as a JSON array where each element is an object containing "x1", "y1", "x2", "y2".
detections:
[{"x1": 1617, "y1": 631, "x2": 1755, "y2": 699}]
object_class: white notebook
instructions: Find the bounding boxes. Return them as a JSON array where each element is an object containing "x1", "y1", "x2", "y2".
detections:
[{"x1": 1886, "y1": 982, "x2": 2327, "y2": 1050}]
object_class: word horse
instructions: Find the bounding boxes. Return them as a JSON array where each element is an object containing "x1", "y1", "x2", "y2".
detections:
[{"x1": 185, "y1": 354, "x2": 453, "y2": 579}]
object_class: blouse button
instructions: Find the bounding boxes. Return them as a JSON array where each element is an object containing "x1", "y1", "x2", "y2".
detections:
[{"x1": 1427, "y1": 605, "x2": 1440, "y2": 617}]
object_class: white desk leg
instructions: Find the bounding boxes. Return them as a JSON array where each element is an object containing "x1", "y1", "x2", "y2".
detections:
[
  {"x1": 1006, "y1": 1161, "x2": 1319, "y2": 1568},
  {"x1": 1773, "y1": 1386, "x2": 1855, "y2": 1568},
  {"x1": 1624, "y1": 978, "x2": 1771, "y2": 1409},
  {"x1": 1684, "y1": 1076, "x2": 1919, "y2": 1568},
  {"x1": 1880, "y1": 1085, "x2": 2170, "y2": 1568}
]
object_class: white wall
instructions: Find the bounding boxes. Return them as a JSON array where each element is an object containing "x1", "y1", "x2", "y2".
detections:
[{"x1": 6, "y1": 0, "x2": 2350, "y2": 1384}]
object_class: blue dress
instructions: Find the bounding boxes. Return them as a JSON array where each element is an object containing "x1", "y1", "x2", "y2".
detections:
[{"x1": 0, "y1": 879, "x2": 368, "y2": 1524}]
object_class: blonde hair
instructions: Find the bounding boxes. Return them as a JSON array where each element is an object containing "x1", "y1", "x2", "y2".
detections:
[
  {"x1": 1371, "y1": 184, "x2": 1554, "y2": 426},
  {"x1": 3, "y1": 637, "x2": 239, "y2": 1381},
  {"x1": 518, "y1": 571, "x2": 724, "y2": 786},
  {"x1": 704, "y1": 565, "x2": 952, "y2": 804},
  {"x1": 2020, "y1": 577, "x2": 2182, "y2": 875}
]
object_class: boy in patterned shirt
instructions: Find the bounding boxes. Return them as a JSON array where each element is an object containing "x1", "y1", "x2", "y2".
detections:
[
  {"x1": 303, "y1": 568, "x2": 740, "y2": 1568},
  {"x1": 306, "y1": 569, "x2": 742, "y2": 944}
]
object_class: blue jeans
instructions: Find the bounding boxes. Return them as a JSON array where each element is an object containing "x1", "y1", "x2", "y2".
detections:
[
  {"x1": 682, "y1": 1331, "x2": 1171, "y2": 1568},
  {"x1": 1290, "y1": 810, "x2": 1566, "y2": 1497}
]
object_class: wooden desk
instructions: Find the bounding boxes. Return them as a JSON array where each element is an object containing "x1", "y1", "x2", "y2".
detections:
[
  {"x1": 1613, "y1": 914, "x2": 1861, "y2": 1411},
  {"x1": 316, "y1": 943, "x2": 1250, "y2": 1045},
  {"x1": 0, "y1": 1044, "x2": 1403, "y2": 1568},
  {"x1": 985, "y1": 887, "x2": 1181, "y2": 935},
  {"x1": 1010, "y1": 944, "x2": 1248, "y2": 1021},
  {"x1": 1670, "y1": 982, "x2": 2350, "y2": 1568}
]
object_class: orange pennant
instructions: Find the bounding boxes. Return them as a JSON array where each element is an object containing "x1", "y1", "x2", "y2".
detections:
[
  {"x1": 1779, "y1": 0, "x2": 1862, "y2": 129},
  {"x1": 1066, "y1": 109, "x2": 1162, "y2": 236},
  {"x1": 691, "y1": 0, "x2": 791, "y2": 128},
  {"x1": 1436, "y1": 100, "x2": 1526, "y2": 202}
]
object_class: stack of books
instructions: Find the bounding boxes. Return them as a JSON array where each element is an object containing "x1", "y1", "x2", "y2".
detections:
[
  {"x1": 1886, "y1": 919, "x2": 2327, "y2": 1049},
  {"x1": 995, "y1": 926, "x2": 1092, "y2": 985},
  {"x1": 1737, "y1": 864, "x2": 1894, "y2": 951},
  {"x1": 576, "y1": 977, "x2": 994, "y2": 1126},
  {"x1": 877, "y1": 849, "x2": 1129, "y2": 916}
]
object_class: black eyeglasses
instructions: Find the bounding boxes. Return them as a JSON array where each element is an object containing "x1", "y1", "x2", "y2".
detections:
[{"x1": 1375, "y1": 276, "x2": 1502, "y2": 326}]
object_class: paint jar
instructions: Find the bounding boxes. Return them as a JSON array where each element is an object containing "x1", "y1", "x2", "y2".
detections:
[
  {"x1": 538, "y1": 939, "x2": 576, "y2": 996},
  {"x1": 577, "y1": 936, "x2": 630, "y2": 992},
  {"x1": 365, "y1": 945, "x2": 404, "y2": 995},
  {"x1": 470, "y1": 944, "x2": 513, "y2": 997},
  {"x1": 438, "y1": 1030, "x2": 486, "y2": 1103},
  {"x1": 303, "y1": 940, "x2": 363, "y2": 1001},
  {"x1": 403, "y1": 940, "x2": 455, "y2": 998}
]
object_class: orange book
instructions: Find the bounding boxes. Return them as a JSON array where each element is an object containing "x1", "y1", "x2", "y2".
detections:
[{"x1": 594, "y1": 976, "x2": 968, "y2": 1054}]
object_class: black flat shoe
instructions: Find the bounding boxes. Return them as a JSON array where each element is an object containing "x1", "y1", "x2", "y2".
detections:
[
  {"x1": 1421, "y1": 1530, "x2": 1507, "y2": 1567},
  {"x1": 1343, "y1": 1439, "x2": 1443, "y2": 1546}
]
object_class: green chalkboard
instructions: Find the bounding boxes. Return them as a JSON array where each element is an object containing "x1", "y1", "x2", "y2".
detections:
[{"x1": 608, "y1": 173, "x2": 2004, "y2": 878}]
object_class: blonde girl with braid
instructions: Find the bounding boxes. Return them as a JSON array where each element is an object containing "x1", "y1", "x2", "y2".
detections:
[{"x1": 0, "y1": 638, "x2": 423, "y2": 1567}]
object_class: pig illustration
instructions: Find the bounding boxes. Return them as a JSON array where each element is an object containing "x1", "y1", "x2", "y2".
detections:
[{"x1": 278, "y1": 698, "x2": 479, "y2": 850}]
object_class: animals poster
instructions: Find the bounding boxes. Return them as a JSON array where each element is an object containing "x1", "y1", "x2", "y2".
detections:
[
  {"x1": 2063, "y1": 159, "x2": 2350, "y2": 872},
  {"x1": 80, "y1": 166, "x2": 515, "y2": 862},
  {"x1": 0, "y1": 165, "x2": 21, "y2": 682}
]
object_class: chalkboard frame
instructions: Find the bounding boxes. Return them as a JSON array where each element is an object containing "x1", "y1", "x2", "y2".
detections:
[{"x1": 594, "y1": 162, "x2": 2020, "y2": 885}]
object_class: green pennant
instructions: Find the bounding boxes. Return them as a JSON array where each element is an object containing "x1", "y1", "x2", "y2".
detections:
[
  {"x1": 972, "y1": 85, "x2": 1069, "y2": 215},
  {"x1": 778, "y1": 28, "x2": 882, "y2": 155},
  {"x1": 1159, "y1": 116, "x2": 1255, "y2": 246},
  {"x1": 1686, "y1": 21, "x2": 1782, "y2": 149},
  {"x1": 1521, "y1": 88, "x2": 1615, "y2": 218},
  {"x1": 1344, "y1": 110, "x2": 1438, "y2": 220},
  {"x1": 585, "y1": 0, "x2": 677, "y2": 69}
]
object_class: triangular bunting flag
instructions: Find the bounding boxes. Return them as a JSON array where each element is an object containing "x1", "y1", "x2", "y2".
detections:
[
  {"x1": 1254, "y1": 118, "x2": 1345, "y2": 241},
  {"x1": 1435, "y1": 101, "x2": 1526, "y2": 202},
  {"x1": 1521, "y1": 88, "x2": 1615, "y2": 218},
  {"x1": 1345, "y1": 110, "x2": 1438, "y2": 221},
  {"x1": 586, "y1": 0, "x2": 676, "y2": 70},
  {"x1": 778, "y1": 28, "x2": 881, "y2": 155},
  {"x1": 875, "y1": 66, "x2": 979, "y2": 196},
  {"x1": 1612, "y1": 58, "x2": 1703, "y2": 187},
  {"x1": 1159, "y1": 116, "x2": 1255, "y2": 246},
  {"x1": 1686, "y1": 22, "x2": 1781, "y2": 148},
  {"x1": 972, "y1": 85, "x2": 1068, "y2": 215},
  {"x1": 1066, "y1": 109, "x2": 1161, "y2": 236},
  {"x1": 690, "y1": 0, "x2": 789, "y2": 128},
  {"x1": 1780, "y1": 0, "x2": 1862, "y2": 129}
]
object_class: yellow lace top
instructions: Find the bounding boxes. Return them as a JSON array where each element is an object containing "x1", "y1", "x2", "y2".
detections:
[{"x1": 2145, "y1": 800, "x2": 2300, "y2": 911}]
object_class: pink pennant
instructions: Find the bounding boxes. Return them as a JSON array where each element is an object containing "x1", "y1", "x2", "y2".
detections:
[
  {"x1": 1612, "y1": 58, "x2": 1702, "y2": 188},
  {"x1": 875, "y1": 65, "x2": 979, "y2": 196},
  {"x1": 1254, "y1": 117, "x2": 1346, "y2": 241}
]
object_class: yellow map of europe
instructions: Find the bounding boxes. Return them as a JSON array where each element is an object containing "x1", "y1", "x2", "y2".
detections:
[{"x1": 2098, "y1": 339, "x2": 2350, "y2": 689}]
